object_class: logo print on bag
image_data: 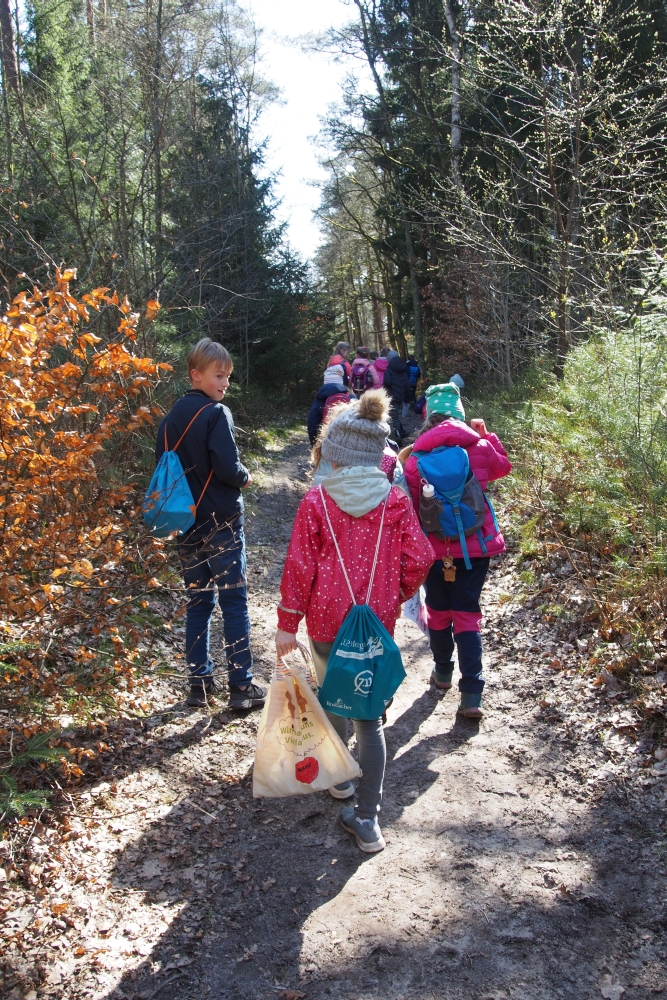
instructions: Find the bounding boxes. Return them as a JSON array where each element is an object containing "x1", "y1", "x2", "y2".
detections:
[
  {"x1": 327, "y1": 696, "x2": 353, "y2": 711},
  {"x1": 353, "y1": 670, "x2": 373, "y2": 696},
  {"x1": 337, "y1": 636, "x2": 384, "y2": 660},
  {"x1": 276, "y1": 682, "x2": 325, "y2": 753}
]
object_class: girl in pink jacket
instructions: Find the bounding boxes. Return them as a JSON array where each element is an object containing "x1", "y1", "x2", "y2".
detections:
[
  {"x1": 276, "y1": 390, "x2": 434, "y2": 852},
  {"x1": 403, "y1": 382, "x2": 512, "y2": 718}
]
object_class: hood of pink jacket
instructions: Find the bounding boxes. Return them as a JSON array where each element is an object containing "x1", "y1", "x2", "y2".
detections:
[
  {"x1": 372, "y1": 357, "x2": 389, "y2": 372},
  {"x1": 413, "y1": 418, "x2": 479, "y2": 453},
  {"x1": 405, "y1": 418, "x2": 512, "y2": 560}
]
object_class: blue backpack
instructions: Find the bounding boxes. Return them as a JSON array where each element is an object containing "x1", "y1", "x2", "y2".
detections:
[
  {"x1": 317, "y1": 486, "x2": 406, "y2": 720},
  {"x1": 415, "y1": 445, "x2": 499, "y2": 569},
  {"x1": 143, "y1": 404, "x2": 214, "y2": 537}
]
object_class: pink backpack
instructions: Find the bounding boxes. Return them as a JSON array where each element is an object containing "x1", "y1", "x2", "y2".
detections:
[
  {"x1": 322, "y1": 392, "x2": 349, "y2": 422},
  {"x1": 351, "y1": 360, "x2": 373, "y2": 394},
  {"x1": 370, "y1": 360, "x2": 387, "y2": 387}
]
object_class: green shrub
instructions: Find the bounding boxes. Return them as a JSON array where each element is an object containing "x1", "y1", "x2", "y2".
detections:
[{"x1": 467, "y1": 274, "x2": 667, "y2": 640}]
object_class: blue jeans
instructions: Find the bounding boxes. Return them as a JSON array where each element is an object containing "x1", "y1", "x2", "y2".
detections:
[{"x1": 177, "y1": 520, "x2": 253, "y2": 688}]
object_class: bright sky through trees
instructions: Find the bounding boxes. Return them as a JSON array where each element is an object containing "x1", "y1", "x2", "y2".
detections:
[{"x1": 244, "y1": 0, "x2": 363, "y2": 259}]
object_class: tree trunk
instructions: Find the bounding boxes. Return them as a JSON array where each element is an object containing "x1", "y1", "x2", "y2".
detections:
[
  {"x1": 119, "y1": 140, "x2": 130, "y2": 276},
  {"x1": 0, "y1": 0, "x2": 18, "y2": 93},
  {"x1": 350, "y1": 276, "x2": 363, "y2": 345},
  {"x1": 354, "y1": 0, "x2": 426, "y2": 370},
  {"x1": 153, "y1": 0, "x2": 164, "y2": 284},
  {"x1": 86, "y1": 0, "x2": 96, "y2": 47},
  {"x1": 554, "y1": 244, "x2": 569, "y2": 381},
  {"x1": 443, "y1": 0, "x2": 462, "y2": 189},
  {"x1": 370, "y1": 279, "x2": 383, "y2": 351},
  {"x1": 540, "y1": 45, "x2": 581, "y2": 382},
  {"x1": 383, "y1": 274, "x2": 393, "y2": 348},
  {"x1": 402, "y1": 212, "x2": 425, "y2": 368},
  {"x1": 340, "y1": 273, "x2": 353, "y2": 343}
]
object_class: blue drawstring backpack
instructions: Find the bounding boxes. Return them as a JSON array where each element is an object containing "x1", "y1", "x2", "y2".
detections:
[
  {"x1": 317, "y1": 486, "x2": 406, "y2": 720},
  {"x1": 415, "y1": 445, "x2": 499, "y2": 569},
  {"x1": 142, "y1": 404, "x2": 214, "y2": 537}
]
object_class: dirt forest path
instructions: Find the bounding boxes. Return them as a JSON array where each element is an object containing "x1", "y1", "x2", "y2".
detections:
[{"x1": 8, "y1": 430, "x2": 667, "y2": 1000}]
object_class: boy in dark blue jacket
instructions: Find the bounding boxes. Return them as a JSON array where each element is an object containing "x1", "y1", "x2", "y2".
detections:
[{"x1": 156, "y1": 338, "x2": 267, "y2": 710}]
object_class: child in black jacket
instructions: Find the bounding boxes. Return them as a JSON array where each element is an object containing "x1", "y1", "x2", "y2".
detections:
[{"x1": 156, "y1": 338, "x2": 267, "y2": 710}]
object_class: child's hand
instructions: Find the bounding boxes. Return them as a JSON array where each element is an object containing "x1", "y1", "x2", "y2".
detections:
[
  {"x1": 470, "y1": 418, "x2": 487, "y2": 438},
  {"x1": 275, "y1": 629, "x2": 298, "y2": 659}
]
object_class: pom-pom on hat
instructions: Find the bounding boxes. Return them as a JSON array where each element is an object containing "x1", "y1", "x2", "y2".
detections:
[
  {"x1": 425, "y1": 382, "x2": 466, "y2": 421},
  {"x1": 321, "y1": 389, "x2": 391, "y2": 468}
]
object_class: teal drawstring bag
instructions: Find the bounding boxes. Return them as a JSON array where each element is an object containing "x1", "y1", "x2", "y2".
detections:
[
  {"x1": 142, "y1": 403, "x2": 214, "y2": 537},
  {"x1": 317, "y1": 485, "x2": 406, "y2": 720}
]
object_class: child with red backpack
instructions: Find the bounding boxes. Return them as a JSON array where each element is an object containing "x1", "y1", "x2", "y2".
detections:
[
  {"x1": 402, "y1": 382, "x2": 512, "y2": 718},
  {"x1": 349, "y1": 346, "x2": 374, "y2": 395},
  {"x1": 276, "y1": 390, "x2": 434, "y2": 853},
  {"x1": 307, "y1": 365, "x2": 353, "y2": 445}
]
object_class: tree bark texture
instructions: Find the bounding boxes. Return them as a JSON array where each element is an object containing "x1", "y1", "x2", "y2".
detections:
[
  {"x1": 0, "y1": 0, "x2": 18, "y2": 93},
  {"x1": 443, "y1": 0, "x2": 462, "y2": 189}
]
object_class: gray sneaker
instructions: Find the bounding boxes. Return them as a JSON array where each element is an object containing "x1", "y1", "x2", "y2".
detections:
[
  {"x1": 340, "y1": 806, "x2": 385, "y2": 854},
  {"x1": 328, "y1": 781, "x2": 355, "y2": 800}
]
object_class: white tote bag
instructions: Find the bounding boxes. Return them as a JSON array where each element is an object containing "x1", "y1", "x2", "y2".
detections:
[
  {"x1": 402, "y1": 586, "x2": 429, "y2": 636},
  {"x1": 253, "y1": 643, "x2": 361, "y2": 798}
]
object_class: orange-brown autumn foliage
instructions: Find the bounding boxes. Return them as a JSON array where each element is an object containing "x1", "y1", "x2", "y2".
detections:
[{"x1": 0, "y1": 269, "x2": 171, "y2": 718}]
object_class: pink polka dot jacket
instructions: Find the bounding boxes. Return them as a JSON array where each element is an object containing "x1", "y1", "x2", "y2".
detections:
[{"x1": 277, "y1": 484, "x2": 435, "y2": 642}]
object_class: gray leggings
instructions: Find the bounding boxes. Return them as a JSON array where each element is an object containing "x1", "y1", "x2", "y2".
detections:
[{"x1": 309, "y1": 639, "x2": 386, "y2": 818}]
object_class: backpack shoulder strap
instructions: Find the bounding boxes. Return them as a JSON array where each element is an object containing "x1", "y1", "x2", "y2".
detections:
[
  {"x1": 319, "y1": 485, "x2": 356, "y2": 605},
  {"x1": 168, "y1": 402, "x2": 215, "y2": 453},
  {"x1": 318, "y1": 485, "x2": 387, "y2": 606},
  {"x1": 484, "y1": 491, "x2": 500, "y2": 533}
]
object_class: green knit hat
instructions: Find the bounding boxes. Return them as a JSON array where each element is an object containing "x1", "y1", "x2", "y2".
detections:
[{"x1": 425, "y1": 382, "x2": 465, "y2": 421}]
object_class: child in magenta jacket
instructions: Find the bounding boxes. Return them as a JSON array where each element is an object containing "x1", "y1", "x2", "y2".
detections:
[
  {"x1": 276, "y1": 390, "x2": 434, "y2": 852},
  {"x1": 403, "y1": 382, "x2": 512, "y2": 717}
]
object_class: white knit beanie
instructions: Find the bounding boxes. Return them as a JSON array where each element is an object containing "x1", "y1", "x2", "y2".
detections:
[
  {"x1": 321, "y1": 390, "x2": 390, "y2": 467},
  {"x1": 323, "y1": 365, "x2": 344, "y2": 386}
]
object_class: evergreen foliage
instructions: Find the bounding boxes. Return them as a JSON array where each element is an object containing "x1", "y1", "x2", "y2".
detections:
[
  {"x1": 0, "y1": 731, "x2": 65, "y2": 822},
  {"x1": 0, "y1": 0, "x2": 329, "y2": 391}
]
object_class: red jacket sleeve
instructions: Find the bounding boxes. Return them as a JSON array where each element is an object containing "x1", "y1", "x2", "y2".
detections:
[
  {"x1": 398, "y1": 497, "x2": 435, "y2": 601},
  {"x1": 277, "y1": 497, "x2": 322, "y2": 633},
  {"x1": 480, "y1": 434, "x2": 512, "y2": 482}
]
